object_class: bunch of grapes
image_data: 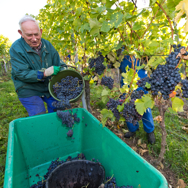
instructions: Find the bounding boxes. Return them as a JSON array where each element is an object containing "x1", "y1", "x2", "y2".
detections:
[
  {"x1": 89, "y1": 54, "x2": 106, "y2": 75},
  {"x1": 181, "y1": 79, "x2": 188, "y2": 98},
  {"x1": 137, "y1": 45, "x2": 185, "y2": 100},
  {"x1": 101, "y1": 76, "x2": 114, "y2": 89},
  {"x1": 151, "y1": 64, "x2": 181, "y2": 99},
  {"x1": 130, "y1": 90, "x2": 144, "y2": 100},
  {"x1": 137, "y1": 77, "x2": 150, "y2": 91},
  {"x1": 106, "y1": 98, "x2": 123, "y2": 121},
  {"x1": 108, "y1": 91, "x2": 144, "y2": 124},
  {"x1": 121, "y1": 99, "x2": 142, "y2": 125}
]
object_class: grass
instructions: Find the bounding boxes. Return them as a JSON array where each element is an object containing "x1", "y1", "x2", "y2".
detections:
[
  {"x1": 124, "y1": 107, "x2": 188, "y2": 184},
  {"x1": 0, "y1": 74, "x2": 188, "y2": 187},
  {"x1": 140, "y1": 107, "x2": 188, "y2": 183},
  {"x1": 0, "y1": 74, "x2": 28, "y2": 187}
]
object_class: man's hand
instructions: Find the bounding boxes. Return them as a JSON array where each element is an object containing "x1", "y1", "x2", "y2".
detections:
[{"x1": 44, "y1": 66, "x2": 60, "y2": 77}]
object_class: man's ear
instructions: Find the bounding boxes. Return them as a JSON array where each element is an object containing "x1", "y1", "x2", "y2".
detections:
[
  {"x1": 18, "y1": 30, "x2": 23, "y2": 36},
  {"x1": 40, "y1": 29, "x2": 42, "y2": 35}
]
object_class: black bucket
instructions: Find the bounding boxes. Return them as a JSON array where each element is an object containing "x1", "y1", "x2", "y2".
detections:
[{"x1": 46, "y1": 160, "x2": 105, "y2": 188}]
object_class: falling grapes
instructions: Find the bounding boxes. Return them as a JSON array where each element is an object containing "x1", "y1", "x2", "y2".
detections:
[
  {"x1": 57, "y1": 110, "x2": 75, "y2": 128},
  {"x1": 52, "y1": 97, "x2": 71, "y2": 110},
  {"x1": 56, "y1": 110, "x2": 80, "y2": 138},
  {"x1": 67, "y1": 129, "x2": 73, "y2": 137},
  {"x1": 101, "y1": 76, "x2": 114, "y2": 89}
]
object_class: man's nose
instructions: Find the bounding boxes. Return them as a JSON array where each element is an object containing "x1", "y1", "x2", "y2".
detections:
[{"x1": 32, "y1": 35, "x2": 37, "y2": 41}]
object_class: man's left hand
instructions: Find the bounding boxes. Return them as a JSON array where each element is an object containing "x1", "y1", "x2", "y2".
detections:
[{"x1": 44, "y1": 66, "x2": 60, "y2": 77}]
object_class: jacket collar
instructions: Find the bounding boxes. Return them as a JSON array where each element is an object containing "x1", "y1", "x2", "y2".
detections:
[{"x1": 20, "y1": 37, "x2": 49, "y2": 54}]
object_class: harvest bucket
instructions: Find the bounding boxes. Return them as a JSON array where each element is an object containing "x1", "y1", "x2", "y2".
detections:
[{"x1": 48, "y1": 69, "x2": 85, "y2": 102}]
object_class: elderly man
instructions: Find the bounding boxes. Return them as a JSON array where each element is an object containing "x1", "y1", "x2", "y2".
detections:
[{"x1": 10, "y1": 15, "x2": 66, "y2": 116}]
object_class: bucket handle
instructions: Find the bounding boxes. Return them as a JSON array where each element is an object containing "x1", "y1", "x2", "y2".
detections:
[{"x1": 61, "y1": 64, "x2": 77, "y2": 69}]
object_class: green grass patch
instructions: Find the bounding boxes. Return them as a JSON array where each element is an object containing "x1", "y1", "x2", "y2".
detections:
[{"x1": 0, "y1": 77, "x2": 28, "y2": 187}]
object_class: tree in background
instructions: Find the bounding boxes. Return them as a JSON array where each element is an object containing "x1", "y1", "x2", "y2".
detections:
[{"x1": 0, "y1": 35, "x2": 11, "y2": 75}]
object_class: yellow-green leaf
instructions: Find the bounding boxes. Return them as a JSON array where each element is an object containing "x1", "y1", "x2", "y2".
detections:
[{"x1": 171, "y1": 97, "x2": 184, "y2": 112}]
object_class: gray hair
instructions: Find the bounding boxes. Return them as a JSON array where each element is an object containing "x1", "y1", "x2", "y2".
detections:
[{"x1": 19, "y1": 15, "x2": 40, "y2": 31}]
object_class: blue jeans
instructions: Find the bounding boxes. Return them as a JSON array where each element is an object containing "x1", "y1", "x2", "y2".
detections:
[
  {"x1": 19, "y1": 96, "x2": 58, "y2": 116},
  {"x1": 126, "y1": 108, "x2": 154, "y2": 133}
]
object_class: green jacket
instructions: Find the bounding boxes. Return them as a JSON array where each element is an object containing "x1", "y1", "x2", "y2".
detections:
[{"x1": 10, "y1": 37, "x2": 66, "y2": 98}]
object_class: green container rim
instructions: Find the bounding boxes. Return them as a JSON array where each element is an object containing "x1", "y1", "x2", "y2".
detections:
[{"x1": 48, "y1": 69, "x2": 85, "y2": 102}]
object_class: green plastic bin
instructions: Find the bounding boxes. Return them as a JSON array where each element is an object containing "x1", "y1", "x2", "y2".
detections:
[
  {"x1": 48, "y1": 69, "x2": 85, "y2": 102},
  {"x1": 4, "y1": 108, "x2": 168, "y2": 188}
]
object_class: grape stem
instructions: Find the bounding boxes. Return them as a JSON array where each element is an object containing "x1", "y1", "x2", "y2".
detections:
[{"x1": 104, "y1": 174, "x2": 114, "y2": 184}]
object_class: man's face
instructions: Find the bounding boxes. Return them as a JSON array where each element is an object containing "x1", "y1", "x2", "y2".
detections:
[{"x1": 18, "y1": 20, "x2": 42, "y2": 48}]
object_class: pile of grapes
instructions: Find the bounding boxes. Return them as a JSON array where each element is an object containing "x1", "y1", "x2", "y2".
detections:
[
  {"x1": 89, "y1": 53, "x2": 106, "y2": 75},
  {"x1": 56, "y1": 110, "x2": 80, "y2": 137},
  {"x1": 52, "y1": 75, "x2": 83, "y2": 110},
  {"x1": 30, "y1": 153, "x2": 133, "y2": 188},
  {"x1": 137, "y1": 44, "x2": 185, "y2": 100},
  {"x1": 101, "y1": 76, "x2": 114, "y2": 89}
]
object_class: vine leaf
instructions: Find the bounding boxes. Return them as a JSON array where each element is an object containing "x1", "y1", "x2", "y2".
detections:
[
  {"x1": 88, "y1": 18, "x2": 102, "y2": 35},
  {"x1": 168, "y1": 107, "x2": 178, "y2": 114},
  {"x1": 145, "y1": 82, "x2": 151, "y2": 89},
  {"x1": 101, "y1": 21, "x2": 111, "y2": 32},
  {"x1": 171, "y1": 97, "x2": 184, "y2": 112},
  {"x1": 132, "y1": 22, "x2": 143, "y2": 31},
  {"x1": 101, "y1": 109, "x2": 114, "y2": 126},
  {"x1": 135, "y1": 95, "x2": 154, "y2": 115},
  {"x1": 105, "y1": 0, "x2": 116, "y2": 8},
  {"x1": 101, "y1": 89, "x2": 109, "y2": 96},
  {"x1": 117, "y1": 103, "x2": 124, "y2": 112},
  {"x1": 110, "y1": 12, "x2": 124, "y2": 28}
]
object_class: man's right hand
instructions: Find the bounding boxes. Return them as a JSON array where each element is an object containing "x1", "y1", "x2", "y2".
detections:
[{"x1": 44, "y1": 66, "x2": 60, "y2": 77}]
